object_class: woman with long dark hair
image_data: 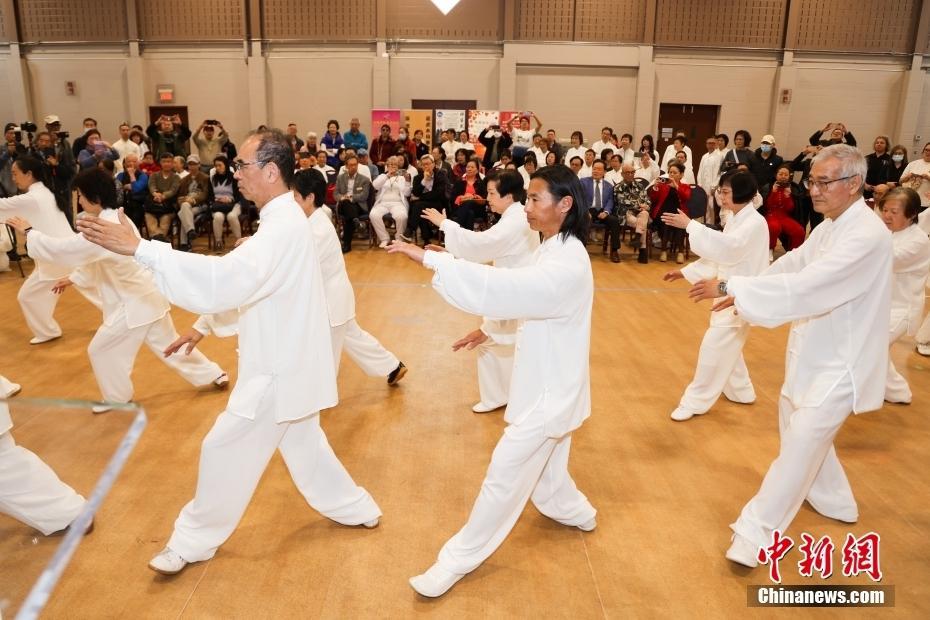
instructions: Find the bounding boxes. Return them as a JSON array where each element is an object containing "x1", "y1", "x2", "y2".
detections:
[{"x1": 389, "y1": 164, "x2": 596, "y2": 599}]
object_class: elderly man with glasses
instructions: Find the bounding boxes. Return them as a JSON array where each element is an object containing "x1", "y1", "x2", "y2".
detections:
[
  {"x1": 688, "y1": 144, "x2": 892, "y2": 570},
  {"x1": 612, "y1": 163, "x2": 652, "y2": 262}
]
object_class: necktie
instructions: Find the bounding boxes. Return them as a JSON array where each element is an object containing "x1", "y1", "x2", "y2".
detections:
[{"x1": 594, "y1": 181, "x2": 601, "y2": 210}]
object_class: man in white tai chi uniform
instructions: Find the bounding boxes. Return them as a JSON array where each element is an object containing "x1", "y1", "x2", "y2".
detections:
[
  {"x1": 390, "y1": 165, "x2": 596, "y2": 598},
  {"x1": 661, "y1": 169, "x2": 769, "y2": 421},
  {"x1": 76, "y1": 129, "x2": 381, "y2": 575},
  {"x1": 420, "y1": 169, "x2": 539, "y2": 413},
  {"x1": 6, "y1": 168, "x2": 227, "y2": 412},
  {"x1": 689, "y1": 145, "x2": 892, "y2": 567},
  {"x1": 0, "y1": 376, "x2": 87, "y2": 535}
]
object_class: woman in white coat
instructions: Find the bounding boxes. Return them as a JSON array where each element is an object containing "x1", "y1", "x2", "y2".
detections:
[
  {"x1": 389, "y1": 165, "x2": 597, "y2": 598},
  {"x1": 0, "y1": 156, "x2": 99, "y2": 344},
  {"x1": 0, "y1": 376, "x2": 87, "y2": 535},
  {"x1": 421, "y1": 169, "x2": 540, "y2": 413},
  {"x1": 879, "y1": 187, "x2": 930, "y2": 403},
  {"x1": 6, "y1": 168, "x2": 227, "y2": 410},
  {"x1": 660, "y1": 170, "x2": 770, "y2": 421},
  {"x1": 370, "y1": 156, "x2": 411, "y2": 247}
]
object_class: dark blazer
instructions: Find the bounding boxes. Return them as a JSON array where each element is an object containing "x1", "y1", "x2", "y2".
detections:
[
  {"x1": 412, "y1": 169, "x2": 449, "y2": 209},
  {"x1": 452, "y1": 176, "x2": 487, "y2": 205},
  {"x1": 579, "y1": 176, "x2": 615, "y2": 214},
  {"x1": 749, "y1": 148, "x2": 784, "y2": 189}
]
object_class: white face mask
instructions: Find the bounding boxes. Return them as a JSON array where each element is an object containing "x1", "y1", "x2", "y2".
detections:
[
  {"x1": 493, "y1": 131, "x2": 502, "y2": 139},
  {"x1": 892, "y1": 154, "x2": 904, "y2": 163},
  {"x1": 399, "y1": 133, "x2": 407, "y2": 140}
]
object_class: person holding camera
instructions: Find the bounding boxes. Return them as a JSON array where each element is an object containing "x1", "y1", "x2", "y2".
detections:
[
  {"x1": 147, "y1": 114, "x2": 192, "y2": 160},
  {"x1": 78, "y1": 130, "x2": 119, "y2": 169},
  {"x1": 193, "y1": 120, "x2": 228, "y2": 172},
  {"x1": 32, "y1": 129, "x2": 77, "y2": 223},
  {"x1": 478, "y1": 125, "x2": 512, "y2": 171},
  {"x1": 369, "y1": 156, "x2": 410, "y2": 248},
  {"x1": 1, "y1": 123, "x2": 28, "y2": 197}
]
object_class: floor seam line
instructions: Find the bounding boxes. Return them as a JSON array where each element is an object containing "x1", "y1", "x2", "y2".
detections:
[{"x1": 580, "y1": 531, "x2": 608, "y2": 620}]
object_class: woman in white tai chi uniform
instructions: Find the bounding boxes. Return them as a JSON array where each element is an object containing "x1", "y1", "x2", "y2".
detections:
[
  {"x1": 6, "y1": 168, "x2": 227, "y2": 412},
  {"x1": 169, "y1": 168, "x2": 408, "y2": 386},
  {"x1": 660, "y1": 169, "x2": 769, "y2": 421},
  {"x1": 0, "y1": 376, "x2": 87, "y2": 535},
  {"x1": 689, "y1": 145, "x2": 892, "y2": 567},
  {"x1": 878, "y1": 187, "x2": 930, "y2": 404},
  {"x1": 0, "y1": 156, "x2": 99, "y2": 344},
  {"x1": 77, "y1": 130, "x2": 380, "y2": 576},
  {"x1": 390, "y1": 165, "x2": 596, "y2": 598},
  {"x1": 420, "y1": 169, "x2": 540, "y2": 413}
]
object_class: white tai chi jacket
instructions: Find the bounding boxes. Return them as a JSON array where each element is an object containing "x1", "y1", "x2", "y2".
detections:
[
  {"x1": 27, "y1": 209, "x2": 169, "y2": 329},
  {"x1": 133, "y1": 192, "x2": 337, "y2": 423},
  {"x1": 0, "y1": 401, "x2": 10, "y2": 435},
  {"x1": 727, "y1": 199, "x2": 892, "y2": 413},
  {"x1": 424, "y1": 234, "x2": 592, "y2": 438},
  {"x1": 681, "y1": 205, "x2": 770, "y2": 327},
  {"x1": 890, "y1": 224, "x2": 930, "y2": 335},
  {"x1": 439, "y1": 203, "x2": 540, "y2": 343},
  {"x1": 308, "y1": 209, "x2": 355, "y2": 327},
  {"x1": 0, "y1": 182, "x2": 73, "y2": 281}
]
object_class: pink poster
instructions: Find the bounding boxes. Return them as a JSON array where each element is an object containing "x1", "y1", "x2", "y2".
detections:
[
  {"x1": 371, "y1": 109, "x2": 401, "y2": 140},
  {"x1": 499, "y1": 110, "x2": 523, "y2": 131}
]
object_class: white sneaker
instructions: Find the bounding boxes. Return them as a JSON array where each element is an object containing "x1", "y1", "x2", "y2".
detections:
[
  {"x1": 29, "y1": 334, "x2": 61, "y2": 345},
  {"x1": 92, "y1": 404, "x2": 113, "y2": 414},
  {"x1": 471, "y1": 402, "x2": 505, "y2": 413},
  {"x1": 4, "y1": 383, "x2": 21, "y2": 398},
  {"x1": 148, "y1": 547, "x2": 189, "y2": 575},
  {"x1": 378, "y1": 240, "x2": 389, "y2": 249},
  {"x1": 397, "y1": 233, "x2": 413, "y2": 243},
  {"x1": 670, "y1": 407, "x2": 703, "y2": 422},
  {"x1": 722, "y1": 386, "x2": 756, "y2": 405},
  {"x1": 409, "y1": 563, "x2": 466, "y2": 598},
  {"x1": 725, "y1": 534, "x2": 759, "y2": 568},
  {"x1": 769, "y1": 250, "x2": 774, "y2": 263},
  {"x1": 362, "y1": 518, "x2": 379, "y2": 529},
  {"x1": 213, "y1": 373, "x2": 229, "y2": 389},
  {"x1": 577, "y1": 517, "x2": 597, "y2": 532},
  {"x1": 917, "y1": 342, "x2": 930, "y2": 357}
]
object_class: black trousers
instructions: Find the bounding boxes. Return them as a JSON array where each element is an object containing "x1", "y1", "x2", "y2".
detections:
[
  {"x1": 407, "y1": 199, "x2": 444, "y2": 244},
  {"x1": 337, "y1": 200, "x2": 365, "y2": 249},
  {"x1": 590, "y1": 208, "x2": 621, "y2": 251},
  {"x1": 452, "y1": 200, "x2": 486, "y2": 233}
]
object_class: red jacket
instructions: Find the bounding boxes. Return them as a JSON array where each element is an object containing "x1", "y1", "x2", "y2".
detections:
[
  {"x1": 648, "y1": 181, "x2": 691, "y2": 220},
  {"x1": 369, "y1": 138, "x2": 396, "y2": 165}
]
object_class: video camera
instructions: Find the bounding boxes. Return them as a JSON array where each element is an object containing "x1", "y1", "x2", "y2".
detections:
[{"x1": 11, "y1": 122, "x2": 38, "y2": 133}]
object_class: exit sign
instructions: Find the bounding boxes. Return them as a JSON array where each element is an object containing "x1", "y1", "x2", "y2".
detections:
[{"x1": 157, "y1": 84, "x2": 175, "y2": 103}]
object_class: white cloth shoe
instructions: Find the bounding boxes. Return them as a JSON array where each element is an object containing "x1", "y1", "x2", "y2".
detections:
[
  {"x1": 362, "y1": 518, "x2": 379, "y2": 528},
  {"x1": 725, "y1": 534, "x2": 759, "y2": 568},
  {"x1": 670, "y1": 407, "x2": 703, "y2": 422},
  {"x1": 91, "y1": 404, "x2": 113, "y2": 414},
  {"x1": 29, "y1": 335, "x2": 61, "y2": 345},
  {"x1": 471, "y1": 402, "x2": 505, "y2": 413},
  {"x1": 409, "y1": 563, "x2": 466, "y2": 598},
  {"x1": 378, "y1": 240, "x2": 390, "y2": 249},
  {"x1": 148, "y1": 547, "x2": 190, "y2": 575},
  {"x1": 577, "y1": 517, "x2": 597, "y2": 532},
  {"x1": 917, "y1": 342, "x2": 930, "y2": 356},
  {"x1": 4, "y1": 382, "x2": 21, "y2": 398},
  {"x1": 722, "y1": 385, "x2": 756, "y2": 404},
  {"x1": 397, "y1": 233, "x2": 413, "y2": 243},
  {"x1": 213, "y1": 373, "x2": 229, "y2": 389}
]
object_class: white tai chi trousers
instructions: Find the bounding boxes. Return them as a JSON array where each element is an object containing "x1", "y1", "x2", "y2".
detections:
[
  {"x1": 732, "y1": 377, "x2": 857, "y2": 549},
  {"x1": 678, "y1": 318, "x2": 755, "y2": 414},
  {"x1": 0, "y1": 431, "x2": 86, "y2": 535},
  {"x1": 436, "y1": 416, "x2": 596, "y2": 575},
  {"x1": 17, "y1": 270, "x2": 101, "y2": 341},
  {"x1": 369, "y1": 202, "x2": 408, "y2": 244},
  {"x1": 167, "y1": 409, "x2": 381, "y2": 562},
  {"x1": 915, "y1": 310, "x2": 930, "y2": 346},
  {"x1": 886, "y1": 314, "x2": 911, "y2": 403},
  {"x1": 330, "y1": 319, "x2": 399, "y2": 376},
  {"x1": 475, "y1": 338, "x2": 513, "y2": 410},
  {"x1": 88, "y1": 309, "x2": 223, "y2": 403}
]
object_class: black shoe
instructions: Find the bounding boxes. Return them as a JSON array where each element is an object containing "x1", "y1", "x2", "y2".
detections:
[
  {"x1": 342, "y1": 245, "x2": 351, "y2": 254},
  {"x1": 638, "y1": 248, "x2": 648, "y2": 264},
  {"x1": 179, "y1": 243, "x2": 190, "y2": 252},
  {"x1": 187, "y1": 231, "x2": 197, "y2": 246},
  {"x1": 387, "y1": 362, "x2": 407, "y2": 385}
]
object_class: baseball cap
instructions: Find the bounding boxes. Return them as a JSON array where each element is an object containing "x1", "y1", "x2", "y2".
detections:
[
  {"x1": 186, "y1": 154, "x2": 201, "y2": 164},
  {"x1": 357, "y1": 148, "x2": 369, "y2": 156},
  {"x1": 761, "y1": 135, "x2": 776, "y2": 144},
  {"x1": 44, "y1": 114, "x2": 61, "y2": 125}
]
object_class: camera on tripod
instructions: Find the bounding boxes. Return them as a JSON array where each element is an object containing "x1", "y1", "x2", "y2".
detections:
[{"x1": 12, "y1": 122, "x2": 37, "y2": 133}]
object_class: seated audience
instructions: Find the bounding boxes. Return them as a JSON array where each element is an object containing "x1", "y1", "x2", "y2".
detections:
[
  {"x1": 580, "y1": 160, "x2": 621, "y2": 263},
  {"x1": 649, "y1": 162, "x2": 691, "y2": 264},
  {"x1": 370, "y1": 156, "x2": 411, "y2": 248},
  {"x1": 760, "y1": 164, "x2": 805, "y2": 260},
  {"x1": 450, "y1": 158, "x2": 487, "y2": 233},
  {"x1": 116, "y1": 153, "x2": 148, "y2": 229},
  {"x1": 177, "y1": 155, "x2": 210, "y2": 251},
  {"x1": 144, "y1": 153, "x2": 181, "y2": 241},
  {"x1": 613, "y1": 163, "x2": 652, "y2": 263},
  {"x1": 334, "y1": 155, "x2": 372, "y2": 253},
  {"x1": 208, "y1": 156, "x2": 241, "y2": 250}
]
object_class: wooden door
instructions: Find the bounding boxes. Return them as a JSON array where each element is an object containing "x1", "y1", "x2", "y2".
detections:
[
  {"x1": 148, "y1": 105, "x2": 189, "y2": 128},
  {"x1": 657, "y1": 103, "x2": 719, "y2": 168}
]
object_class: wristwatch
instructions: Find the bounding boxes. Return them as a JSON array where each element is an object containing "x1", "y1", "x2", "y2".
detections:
[{"x1": 717, "y1": 280, "x2": 728, "y2": 297}]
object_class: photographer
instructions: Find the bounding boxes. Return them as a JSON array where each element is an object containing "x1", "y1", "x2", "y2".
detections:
[
  {"x1": 146, "y1": 114, "x2": 192, "y2": 160},
  {"x1": 192, "y1": 120, "x2": 228, "y2": 172},
  {"x1": 77, "y1": 130, "x2": 120, "y2": 169},
  {"x1": 32, "y1": 130, "x2": 77, "y2": 224},
  {"x1": 1, "y1": 123, "x2": 28, "y2": 197}
]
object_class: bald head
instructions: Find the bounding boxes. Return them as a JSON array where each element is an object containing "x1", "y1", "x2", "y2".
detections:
[{"x1": 621, "y1": 163, "x2": 635, "y2": 174}]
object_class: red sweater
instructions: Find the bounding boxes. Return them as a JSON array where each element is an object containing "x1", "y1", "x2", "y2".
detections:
[
  {"x1": 648, "y1": 181, "x2": 691, "y2": 220},
  {"x1": 764, "y1": 185, "x2": 795, "y2": 218}
]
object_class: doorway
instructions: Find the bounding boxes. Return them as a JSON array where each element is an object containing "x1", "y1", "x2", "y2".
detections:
[
  {"x1": 148, "y1": 106, "x2": 190, "y2": 128},
  {"x1": 656, "y1": 103, "x2": 719, "y2": 167}
]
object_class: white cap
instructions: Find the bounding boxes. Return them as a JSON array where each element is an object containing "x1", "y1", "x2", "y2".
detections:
[
  {"x1": 44, "y1": 114, "x2": 61, "y2": 125},
  {"x1": 761, "y1": 134, "x2": 776, "y2": 144}
]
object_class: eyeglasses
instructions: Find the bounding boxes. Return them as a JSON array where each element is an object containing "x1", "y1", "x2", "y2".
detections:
[
  {"x1": 232, "y1": 159, "x2": 267, "y2": 171},
  {"x1": 713, "y1": 187, "x2": 732, "y2": 196},
  {"x1": 803, "y1": 175, "x2": 857, "y2": 192}
]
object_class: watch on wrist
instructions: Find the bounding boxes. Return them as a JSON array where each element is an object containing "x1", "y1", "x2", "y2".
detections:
[{"x1": 717, "y1": 280, "x2": 728, "y2": 297}]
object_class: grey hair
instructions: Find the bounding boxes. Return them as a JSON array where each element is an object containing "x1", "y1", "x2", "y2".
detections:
[
  {"x1": 249, "y1": 128, "x2": 296, "y2": 188},
  {"x1": 419, "y1": 154, "x2": 434, "y2": 164},
  {"x1": 812, "y1": 144, "x2": 867, "y2": 195}
]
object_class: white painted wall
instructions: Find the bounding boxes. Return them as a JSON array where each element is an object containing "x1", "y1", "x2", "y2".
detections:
[
  {"x1": 515, "y1": 65, "x2": 637, "y2": 143},
  {"x1": 389, "y1": 56, "x2": 500, "y2": 110}
]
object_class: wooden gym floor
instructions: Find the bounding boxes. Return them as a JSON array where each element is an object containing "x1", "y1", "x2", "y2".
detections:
[{"x1": 1, "y1": 242, "x2": 928, "y2": 619}]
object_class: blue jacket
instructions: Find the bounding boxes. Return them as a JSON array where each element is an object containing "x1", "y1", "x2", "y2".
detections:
[
  {"x1": 343, "y1": 130, "x2": 368, "y2": 151},
  {"x1": 580, "y1": 176, "x2": 615, "y2": 214}
]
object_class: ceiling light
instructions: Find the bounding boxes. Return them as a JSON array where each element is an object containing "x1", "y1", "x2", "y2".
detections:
[{"x1": 430, "y1": 0, "x2": 461, "y2": 15}]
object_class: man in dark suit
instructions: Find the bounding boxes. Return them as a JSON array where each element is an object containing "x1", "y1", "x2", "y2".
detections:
[
  {"x1": 334, "y1": 155, "x2": 372, "y2": 253},
  {"x1": 580, "y1": 160, "x2": 621, "y2": 263},
  {"x1": 407, "y1": 154, "x2": 449, "y2": 246}
]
